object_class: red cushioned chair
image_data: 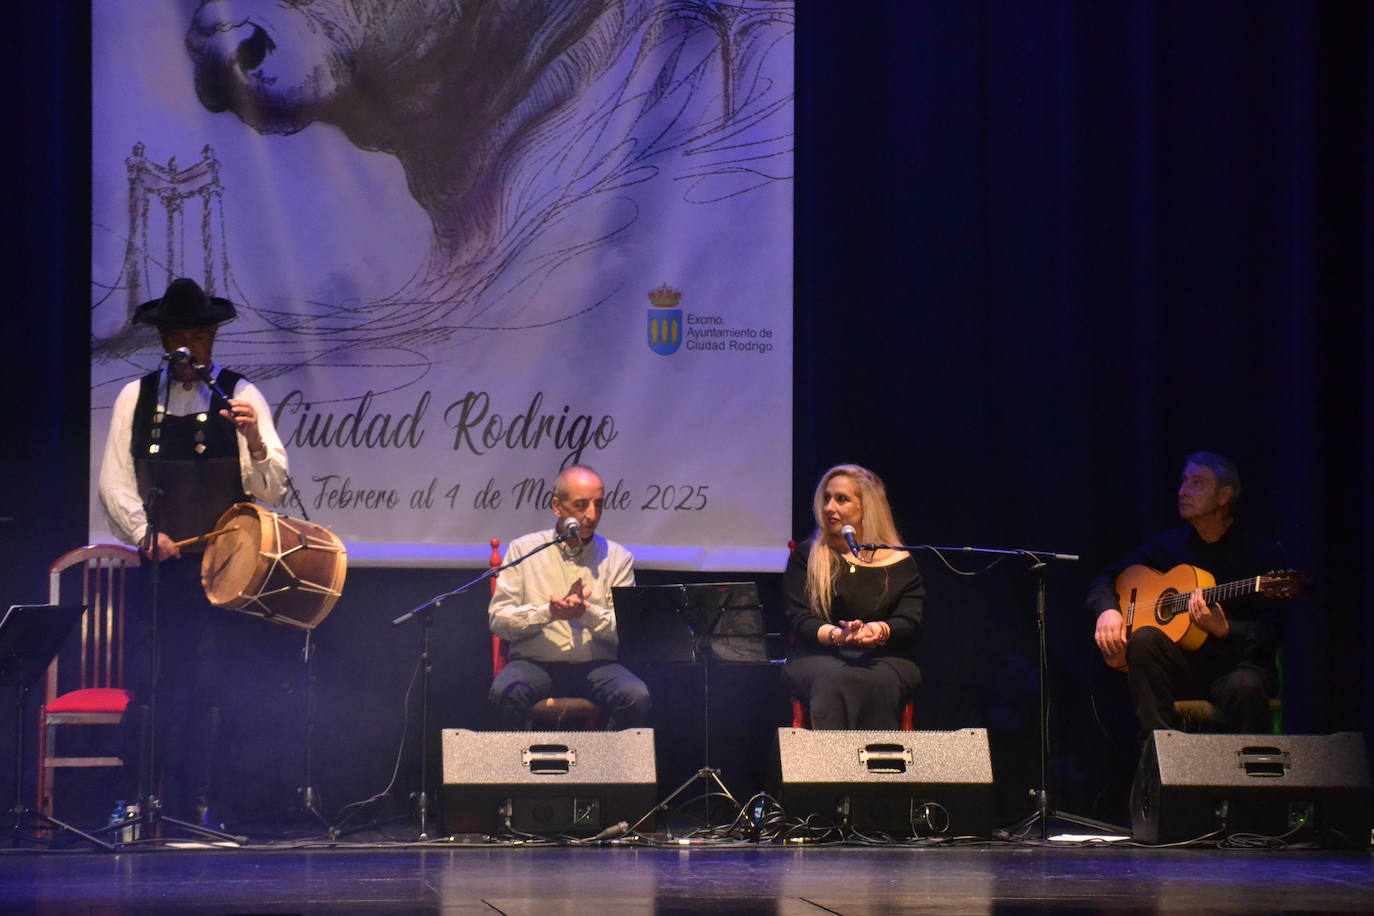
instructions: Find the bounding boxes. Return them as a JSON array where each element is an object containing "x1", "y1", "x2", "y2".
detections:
[
  {"x1": 36, "y1": 544, "x2": 140, "y2": 818},
  {"x1": 785, "y1": 540, "x2": 916, "y2": 730},
  {"x1": 488, "y1": 539, "x2": 604, "y2": 730},
  {"x1": 790, "y1": 697, "x2": 915, "y2": 730}
]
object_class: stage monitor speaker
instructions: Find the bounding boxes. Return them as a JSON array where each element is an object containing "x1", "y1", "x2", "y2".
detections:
[
  {"x1": 440, "y1": 728, "x2": 656, "y2": 836},
  {"x1": 772, "y1": 727, "x2": 994, "y2": 838},
  {"x1": 1131, "y1": 730, "x2": 1372, "y2": 847}
]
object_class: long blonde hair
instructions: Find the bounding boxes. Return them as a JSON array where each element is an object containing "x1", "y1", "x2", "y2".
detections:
[{"x1": 805, "y1": 464, "x2": 904, "y2": 621}]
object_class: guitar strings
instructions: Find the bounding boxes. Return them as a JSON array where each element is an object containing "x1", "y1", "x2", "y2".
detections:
[{"x1": 1146, "y1": 577, "x2": 1268, "y2": 616}]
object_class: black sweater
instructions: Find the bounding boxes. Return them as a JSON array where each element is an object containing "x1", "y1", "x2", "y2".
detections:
[{"x1": 784, "y1": 539, "x2": 924, "y2": 660}]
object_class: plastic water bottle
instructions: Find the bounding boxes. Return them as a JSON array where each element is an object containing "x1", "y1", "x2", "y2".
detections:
[
  {"x1": 122, "y1": 803, "x2": 140, "y2": 843},
  {"x1": 108, "y1": 800, "x2": 126, "y2": 842}
]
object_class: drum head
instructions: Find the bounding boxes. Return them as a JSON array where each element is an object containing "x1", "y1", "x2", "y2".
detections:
[
  {"x1": 199, "y1": 502, "x2": 347, "y2": 628},
  {"x1": 201, "y1": 504, "x2": 268, "y2": 608}
]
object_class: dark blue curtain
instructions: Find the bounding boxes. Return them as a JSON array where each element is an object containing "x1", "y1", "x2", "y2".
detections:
[
  {"x1": 3, "y1": 1, "x2": 1370, "y2": 825},
  {"x1": 794, "y1": 1, "x2": 1372, "y2": 814},
  {"x1": 2, "y1": 4, "x2": 90, "y2": 589}
]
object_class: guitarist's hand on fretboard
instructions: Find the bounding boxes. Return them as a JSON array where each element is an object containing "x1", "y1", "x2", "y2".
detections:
[
  {"x1": 1094, "y1": 608, "x2": 1128, "y2": 669},
  {"x1": 1103, "y1": 565, "x2": 1303, "y2": 671},
  {"x1": 1186, "y1": 589, "x2": 1230, "y2": 637}
]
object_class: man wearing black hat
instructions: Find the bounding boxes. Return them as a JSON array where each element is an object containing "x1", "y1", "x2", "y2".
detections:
[{"x1": 98, "y1": 277, "x2": 289, "y2": 827}]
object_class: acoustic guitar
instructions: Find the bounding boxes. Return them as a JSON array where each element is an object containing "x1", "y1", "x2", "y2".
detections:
[{"x1": 1107, "y1": 564, "x2": 1304, "y2": 670}]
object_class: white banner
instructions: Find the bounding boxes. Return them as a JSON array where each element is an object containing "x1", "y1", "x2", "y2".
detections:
[{"x1": 90, "y1": 1, "x2": 793, "y2": 570}]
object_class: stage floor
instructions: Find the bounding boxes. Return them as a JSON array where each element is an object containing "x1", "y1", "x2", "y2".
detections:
[{"x1": 3, "y1": 841, "x2": 1374, "y2": 914}]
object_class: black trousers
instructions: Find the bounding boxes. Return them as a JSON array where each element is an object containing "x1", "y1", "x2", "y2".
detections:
[
  {"x1": 124, "y1": 554, "x2": 270, "y2": 821},
  {"x1": 1124, "y1": 627, "x2": 1275, "y2": 734},
  {"x1": 488, "y1": 658, "x2": 652, "y2": 730},
  {"x1": 782, "y1": 652, "x2": 920, "y2": 729}
]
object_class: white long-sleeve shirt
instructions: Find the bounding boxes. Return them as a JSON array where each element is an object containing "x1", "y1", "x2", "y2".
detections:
[
  {"x1": 489, "y1": 528, "x2": 635, "y2": 663},
  {"x1": 98, "y1": 364, "x2": 289, "y2": 546}
]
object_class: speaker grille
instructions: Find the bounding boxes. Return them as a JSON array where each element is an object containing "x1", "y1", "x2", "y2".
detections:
[
  {"x1": 772, "y1": 728, "x2": 995, "y2": 837},
  {"x1": 440, "y1": 728, "x2": 656, "y2": 835},
  {"x1": 1131, "y1": 730, "x2": 1371, "y2": 847}
]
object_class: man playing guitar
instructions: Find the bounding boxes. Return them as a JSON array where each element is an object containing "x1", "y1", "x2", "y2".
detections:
[{"x1": 1087, "y1": 452, "x2": 1292, "y2": 734}]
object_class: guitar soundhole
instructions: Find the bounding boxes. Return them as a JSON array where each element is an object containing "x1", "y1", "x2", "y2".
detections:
[{"x1": 1155, "y1": 588, "x2": 1179, "y2": 625}]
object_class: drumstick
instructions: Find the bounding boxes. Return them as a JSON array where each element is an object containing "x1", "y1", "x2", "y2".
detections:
[{"x1": 172, "y1": 527, "x2": 235, "y2": 551}]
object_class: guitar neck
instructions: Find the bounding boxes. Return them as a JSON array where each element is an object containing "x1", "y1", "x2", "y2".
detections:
[{"x1": 1202, "y1": 576, "x2": 1264, "y2": 604}]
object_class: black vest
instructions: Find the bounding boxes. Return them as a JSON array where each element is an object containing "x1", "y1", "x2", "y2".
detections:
[{"x1": 131, "y1": 368, "x2": 251, "y2": 544}]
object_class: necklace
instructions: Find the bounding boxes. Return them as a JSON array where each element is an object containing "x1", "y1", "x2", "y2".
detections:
[{"x1": 846, "y1": 547, "x2": 879, "y2": 573}]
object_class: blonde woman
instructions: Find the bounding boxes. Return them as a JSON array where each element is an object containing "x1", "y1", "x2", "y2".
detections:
[{"x1": 782, "y1": 465, "x2": 924, "y2": 728}]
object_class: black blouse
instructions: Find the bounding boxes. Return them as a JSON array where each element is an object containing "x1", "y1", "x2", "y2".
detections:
[{"x1": 784, "y1": 539, "x2": 924, "y2": 658}]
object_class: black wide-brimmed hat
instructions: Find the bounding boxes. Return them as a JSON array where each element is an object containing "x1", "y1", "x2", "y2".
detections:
[{"x1": 132, "y1": 278, "x2": 237, "y2": 329}]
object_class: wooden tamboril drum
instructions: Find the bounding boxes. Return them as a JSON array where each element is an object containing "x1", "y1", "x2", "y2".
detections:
[{"x1": 201, "y1": 503, "x2": 347, "y2": 630}]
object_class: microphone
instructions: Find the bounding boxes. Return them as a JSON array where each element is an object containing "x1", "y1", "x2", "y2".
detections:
[
  {"x1": 166, "y1": 346, "x2": 193, "y2": 367},
  {"x1": 840, "y1": 524, "x2": 861, "y2": 557},
  {"x1": 558, "y1": 518, "x2": 582, "y2": 543},
  {"x1": 194, "y1": 361, "x2": 233, "y2": 401}
]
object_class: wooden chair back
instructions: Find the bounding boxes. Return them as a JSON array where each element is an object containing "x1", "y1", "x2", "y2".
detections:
[
  {"x1": 45, "y1": 544, "x2": 140, "y2": 704},
  {"x1": 38, "y1": 543, "x2": 141, "y2": 818}
]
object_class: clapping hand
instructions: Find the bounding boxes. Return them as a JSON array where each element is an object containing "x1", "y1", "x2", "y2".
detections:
[
  {"x1": 550, "y1": 577, "x2": 590, "y2": 619},
  {"x1": 837, "y1": 619, "x2": 889, "y2": 647}
]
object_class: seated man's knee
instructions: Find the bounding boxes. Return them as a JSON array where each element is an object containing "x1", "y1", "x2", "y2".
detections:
[
  {"x1": 486, "y1": 680, "x2": 514, "y2": 710},
  {"x1": 1127, "y1": 627, "x2": 1171, "y2": 649},
  {"x1": 487, "y1": 681, "x2": 527, "y2": 721},
  {"x1": 605, "y1": 673, "x2": 651, "y2": 716},
  {"x1": 1125, "y1": 626, "x2": 1172, "y2": 662},
  {"x1": 1227, "y1": 667, "x2": 1269, "y2": 702},
  {"x1": 489, "y1": 666, "x2": 544, "y2": 722},
  {"x1": 624, "y1": 679, "x2": 651, "y2": 716},
  {"x1": 599, "y1": 673, "x2": 651, "y2": 728},
  {"x1": 1219, "y1": 667, "x2": 1273, "y2": 732}
]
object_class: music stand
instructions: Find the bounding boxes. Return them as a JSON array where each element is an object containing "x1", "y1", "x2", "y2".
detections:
[
  {"x1": 2, "y1": 604, "x2": 113, "y2": 850},
  {"x1": 613, "y1": 582, "x2": 768, "y2": 830}
]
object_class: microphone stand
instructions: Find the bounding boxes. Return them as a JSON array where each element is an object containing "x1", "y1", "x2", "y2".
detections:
[
  {"x1": 858, "y1": 541, "x2": 1124, "y2": 841},
  {"x1": 388, "y1": 529, "x2": 578, "y2": 840},
  {"x1": 857, "y1": 542, "x2": 1078, "y2": 564},
  {"x1": 127, "y1": 357, "x2": 245, "y2": 846}
]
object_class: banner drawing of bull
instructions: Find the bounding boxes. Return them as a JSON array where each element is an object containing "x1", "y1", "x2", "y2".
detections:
[{"x1": 184, "y1": 0, "x2": 794, "y2": 352}]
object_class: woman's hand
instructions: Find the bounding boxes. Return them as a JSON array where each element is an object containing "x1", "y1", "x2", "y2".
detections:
[
  {"x1": 819, "y1": 621, "x2": 858, "y2": 647},
  {"x1": 837, "y1": 619, "x2": 890, "y2": 647},
  {"x1": 856, "y1": 620, "x2": 890, "y2": 647}
]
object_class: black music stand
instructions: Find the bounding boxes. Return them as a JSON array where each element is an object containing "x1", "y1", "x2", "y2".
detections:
[
  {"x1": 2, "y1": 604, "x2": 113, "y2": 850},
  {"x1": 613, "y1": 582, "x2": 768, "y2": 831}
]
